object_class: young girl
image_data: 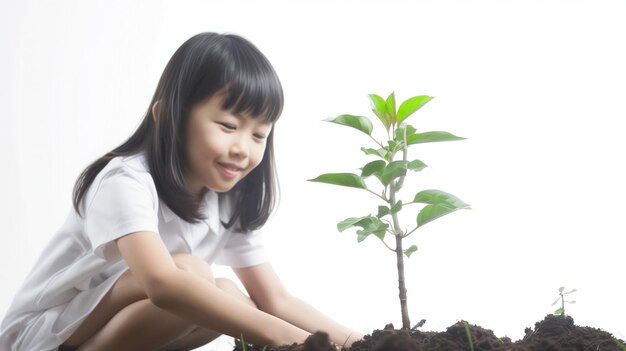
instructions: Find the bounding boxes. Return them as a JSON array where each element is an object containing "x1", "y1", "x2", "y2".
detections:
[{"x1": 0, "y1": 32, "x2": 362, "y2": 351}]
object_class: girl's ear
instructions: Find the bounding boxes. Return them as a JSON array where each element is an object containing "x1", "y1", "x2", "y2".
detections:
[{"x1": 151, "y1": 100, "x2": 161, "y2": 122}]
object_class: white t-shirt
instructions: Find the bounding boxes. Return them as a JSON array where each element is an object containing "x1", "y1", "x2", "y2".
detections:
[{"x1": 0, "y1": 153, "x2": 268, "y2": 351}]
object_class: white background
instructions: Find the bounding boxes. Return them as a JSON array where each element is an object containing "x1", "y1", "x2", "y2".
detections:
[{"x1": 1, "y1": 0, "x2": 625, "y2": 350}]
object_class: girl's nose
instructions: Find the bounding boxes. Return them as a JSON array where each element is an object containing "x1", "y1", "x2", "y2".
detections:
[{"x1": 230, "y1": 136, "x2": 249, "y2": 159}]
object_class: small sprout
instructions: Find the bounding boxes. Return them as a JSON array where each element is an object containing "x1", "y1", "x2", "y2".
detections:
[
  {"x1": 551, "y1": 286, "x2": 576, "y2": 318},
  {"x1": 411, "y1": 319, "x2": 427, "y2": 330},
  {"x1": 237, "y1": 333, "x2": 268, "y2": 351},
  {"x1": 462, "y1": 321, "x2": 475, "y2": 351}
]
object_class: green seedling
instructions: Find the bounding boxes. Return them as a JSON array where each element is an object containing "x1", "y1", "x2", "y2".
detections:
[
  {"x1": 552, "y1": 286, "x2": 576, "y2": 318},
  {"x1": 239, "y1": 333, "x2": 248, "y2": 351},
  {"x1": 237, "y1": 334, "x2": 267, "y2": 351},
  {"x1": 462, "y1": 321, "x2": 476, "y2": 351},
  {"x1": 309, "y1": 93, "x2": 470, "y2": 330}
]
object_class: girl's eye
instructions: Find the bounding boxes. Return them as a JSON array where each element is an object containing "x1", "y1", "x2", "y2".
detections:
[
  {"x1": 219, "y1": 122, "x2": 236, "y2": 130},
  {"x1": 253, "y1": 133, "x2": 267, "y2": 140}
]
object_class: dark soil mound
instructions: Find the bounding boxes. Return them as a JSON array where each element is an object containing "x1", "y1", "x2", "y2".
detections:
[
  {"x1": 348, "y1": 321, "x2": 512, "y2": 351},
  {"x1": 232, "y1": 315, "x2": 625, "y2": 351},
  {"x1": 519, "y1": 314, "x2": 622, "y2": 351},
  {"x1": 233, "y1": 331, "x2": 335, "y2": 351}
]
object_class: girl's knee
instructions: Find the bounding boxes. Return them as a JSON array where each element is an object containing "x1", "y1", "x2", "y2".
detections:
[
  {"x1": 171, "y1": 253, "x2": 215, "y2": 283},
  {"x1": 114, "y1": 268, "x2": 148, "y2": 302}
]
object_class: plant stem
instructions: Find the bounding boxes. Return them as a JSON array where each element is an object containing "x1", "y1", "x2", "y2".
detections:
[
  {"x1": 378, "y1": 235, "x2": 396, "y2": 253},
  {"x1": 394, "y1": 232, "x2": 410, "y2": 330},
  {"x1": 389, "y1": 125, "x2": 411, "y2": 330},
  {"x1": 396, "y1": 136, "x2": 409, "y2": 190},
  {"x1": 389, "y1": 171, "x2": 410, "y2": 330},
  {"x1": 365, "y1": 188, "x2": 388, "y2": 202},
  {"x1": 404, "y1": 226, "x2": 418, "y2": 237},
  {"x1": 368, "y1": 135, "x2": 385, "y2": 149}
]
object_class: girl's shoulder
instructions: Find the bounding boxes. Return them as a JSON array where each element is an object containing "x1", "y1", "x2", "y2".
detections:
[
  {"x1": 83, "y1": 152, "x2": 157, "y2": 210},
  {"x1": 101, "y1": 152, "x2": 151, "y2": 180},
  {"x1": 116, "y1": 152, "x2": 150, "y2": 174}
]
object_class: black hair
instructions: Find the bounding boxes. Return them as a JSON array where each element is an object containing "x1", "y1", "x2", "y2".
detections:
[{"x1": 72, "y1": 32, "x2": 283, "y2": 231}]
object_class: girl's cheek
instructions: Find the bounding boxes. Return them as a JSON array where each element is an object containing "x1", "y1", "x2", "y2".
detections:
[{"x1": 256, "y1": 144, "x2": 267, "y2": 162}]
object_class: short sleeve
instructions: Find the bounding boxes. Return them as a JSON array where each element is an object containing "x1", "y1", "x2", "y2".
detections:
[
  {"x1": 84, "y1": 167, "x2": 160, "y2": 260},
  {"x1": 214, "y1": 228, "x2": 268, "y2": 268}
]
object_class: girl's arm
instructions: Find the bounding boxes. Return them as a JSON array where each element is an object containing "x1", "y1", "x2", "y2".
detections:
[
  {"x1": 115, "y1": 231, "x2": 310, "y2": 346},
  {"x1": 234, "y1": 263, "x2": 364, "y2": 347}
]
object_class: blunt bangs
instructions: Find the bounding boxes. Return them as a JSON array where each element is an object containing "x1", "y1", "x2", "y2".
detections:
[
  {"x1": 221, "y1": 35, "x2": 283, "y2": 123},
  {"x1": 188, "y1": 34, "x2": 284, "y2": 124},
  {"x1": 220, "y1": 66, "x2": 283, "y2": 124}
]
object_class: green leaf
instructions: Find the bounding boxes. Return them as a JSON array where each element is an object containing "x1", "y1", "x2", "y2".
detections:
[
  {"x1": 564, "y1": 289, "x2": 577, "y2": 295},
  {"x1": 377, "y1": 206, "x2": 390, "y2": 218},
  {"x1": 368, "y1": 94, "x2": 390, "y2": 130},
  {"x1": 613, "y1": 338, "x2": 626, "y2": 351},
  {"x1": 361, "y1": 147, "x2": 389, "y2": 160},
  {"x1": 386, "y1": 92, "x2": 397, "y2": 125},
  {"x1": 413, "y1": 189, "x2": 471, "y2": 209},
  {"x1": 390, "y1": 200, "x2": 403, "y2": 214},
  {"x1": 362, "y1": 227, "x2": 387, "y2": 241},
  {"x1": 381, "y1": 161, "x2": 409, "y2": 185},
  {"x1": 404, "y1": 245, "x2": 418, "y2": 258},
  {"x1": 559, "y1": 287, "x2": 565, "y2": 293},
  {"x1": 554, "y1": 307, "x2": 564, "y2": 316},
  {"x1": 412, "y1": 190, "x2": 471, "y2": 228},
  {"x1": 352, "y1": 216, "x2": 388, "y2": 242},
  {"x1": 361, "y1": 160, "x2": 386, "y2": 178},
  {"x1": 337, "y1": 216, "x2": 369, "y2": 232},
  {"x1": 407, "y1": 159, "x2": 427, "y2": 172},
  {"x1": 337, "y1": 216, "x2": 388, "y2": 242},
  {"x1": 406, "y1": 131, "x2": 466, "y2": 145},
  {"x1": 395, "y1": 124, "x2": 417, "y2": 142},
  {"x1": 356, "y1": 232, "x2": 370, "y2": 242},
  {"x1": 387, "y1": 140, "x2": 398, "y2": 152},
  {"x1": 397, "y1": 95, "x2": 434, "y2": 124},
  {"x1": 308, "y1": 173, "x2": 367, "y2": 189},
  {"x1": 324, "y1": 114, "x2": 373, "y2": 136},
  {"x1": 416, "y1": 203, "x2": 463, "y2": 227}
]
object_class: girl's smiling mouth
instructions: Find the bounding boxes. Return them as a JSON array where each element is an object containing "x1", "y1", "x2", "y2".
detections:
[{"x1": 217, "y1": 162, "x2": 244, "y2": 178}]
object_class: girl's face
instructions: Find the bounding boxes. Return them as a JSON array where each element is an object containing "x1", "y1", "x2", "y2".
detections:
[{"x1": 183, "y1": 93, "x2": 272, "y2": 193}]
